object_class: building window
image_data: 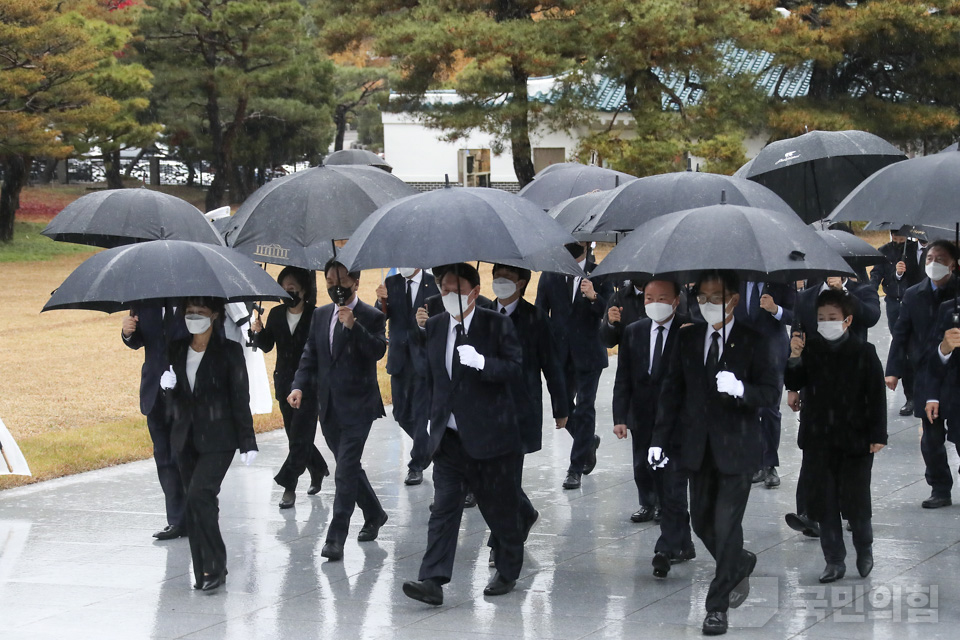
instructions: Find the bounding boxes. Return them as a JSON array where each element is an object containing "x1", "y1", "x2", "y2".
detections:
[{"x1": 457, "y1": 149, "x2": 491, "y2": 187}]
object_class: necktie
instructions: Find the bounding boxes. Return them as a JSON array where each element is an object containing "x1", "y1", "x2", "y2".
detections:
[
  {"x1": 651, "y1": 325, "x2": 664, "y2": 377},
  {"x1": 749, "y1": 282, "x2": 761, "y2": 320},
  {"x1": 706, "y1": 331, "x2": 720, "y2": 374},
  {"x1": 405, "y1": 279, "x2": 413, "y2": 310},
  {"x1": 451, "y1": 324, "x2": 465, "y2": 379},
  {"x1": 500, "y1": 307, "x2": 507, "y2": 315},
  {"x1": 332, "y1": 313, "x2": 344, "y2": 354}
]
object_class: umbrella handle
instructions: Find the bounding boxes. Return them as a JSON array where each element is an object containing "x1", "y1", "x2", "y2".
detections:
[{"x1": 0, "y1": 442, "x2": 12, "y2": 474}]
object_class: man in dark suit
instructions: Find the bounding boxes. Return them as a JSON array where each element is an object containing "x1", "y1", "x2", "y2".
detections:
[
  {"x1": 612, "y1": 279, "x2": 694, "y2": 575},
  {"x1": 602, "y1": 280, "x2": 690, "y2": 349},
  {"x1": 402, "y1": 263, "x2": 525, "y2": 605},
  {"x1": 734, "y1": 281, "x2": 795, "y2": 489},
  {"x1": 886, "y1": 241, "x2": 959, "y2": 509},
  {"x1": 122, "y1": 304, "x2": 187, "y2": 540},
  {"x1": 870, "y1": 232, "x2": 927, "y2": 415},
  {"x1": 652, "y1": 270, "x2": 780, "y2": 635},
  {"x1": 375, "y1": 268, "x2": 439, "y2": 485},
  {"x1": 536, "y1": 241, "x2": 613, "y2": 489},
  {"x1": 289, "y1": 260, "x2": 388, "y2": 562},
  {"x1": 925, "y1": 298, "x2": 960, "y2": 437}
]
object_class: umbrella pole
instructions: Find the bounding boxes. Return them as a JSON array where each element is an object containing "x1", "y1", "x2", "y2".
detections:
[
  {"x1": 955, "y1": 223, "x2": 959, "y2": 316},
  {"x1": 331, "y1": 239, "x2": 345, "y2": 306},
  {"x1": 0, "y1": 441, "x2": 12, "y2": 474}
]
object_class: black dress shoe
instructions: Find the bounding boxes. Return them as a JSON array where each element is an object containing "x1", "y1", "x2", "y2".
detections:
[
  {"x1": 750, "y1": 468, "x2": 767, "y2": 484},
  {"x1": 653, "y1": 507, "x2": 662, "y2": 523},
  {"x1": 922, "y1": 495, "x2": 952, "y2": 509},
  {"x1": 652, "y1": 552, "x2": 671, "y2": 578},
  {"x1": 631, "y1": 506, "x2": 655, "y2": 523},
  {"x1": 764, "y1": 467, "x2": 780, "y2": 488},
  {"x1": 320, "y1": 541, "x2": 343, "y2": 561},
  {"x1": 856, "y1": 548, "x2": 874, "y2": 578},
  {"x1": 522, "y1": 509, "x2": 539, "y2": 541},
  {"x1": 464, "y1": 492, "x2": 478, "y2": 508},
  {"x1": 483, "y1": 571, "x2": 516, "y2": 596},
  {"x1": 405, "y1": 469, "x2": 423, "y2": 486},
  {"x1": 819, "y1": 563, "x2": 846, "y2": 583},
  {"x1": 729, "y1": 551, "x2": 756, "y2": 609},
  {"x1": 900, "y1": 399, "x2": 914, "y2": 416},
  {"x1": 702, "y1": 610, "x2": 728, "y2": 635},
  {"x1": 403, "y1": 579, "x2": 443, "y2": 605},
  {"x1": 201, "y1": 571, "x2": 227, "y2": 592},
  {"x1": 671, "y1": 547, "x2": 696, "y2": 564},
  {"x1": 562, "y1": 471, "x2": 581, "y2": 490},
  {"x1": 279, "y1": 489, "x2": 296, "y2": 509},
  {"x1": 358, "y1": 512, "x2": 388, "y2": 542},
  {"x1": 307, "y1": 467, "x2": 330, "y2": 495},
  {"x1": 785, "y1": 512, "x2": 820, "y2": 538},
  {"x1": 582, "y1": 435, "x2": 601, "y2": 475},
  {"x1": 153, "y1": 525, "x2": 186, "y2": 540}
]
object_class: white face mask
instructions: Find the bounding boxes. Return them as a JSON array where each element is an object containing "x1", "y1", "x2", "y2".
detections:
[
  {"x1": 399, "y1": 267, "x2": 418, "y2": 279},
  {"x1": 185, "y1": 314, "x2": 212, "y2": 335},
  {"x1": 441, "y1": 291, "x2": 472, "y2": 318},
  {"x1": 491, "y1": 278, "x2": 518, "y2": 300},
  {"x1": 817, "y1": 320, "x2": 846, "y2": 341},
  {"x1": 926, "y1": 261, "x2": 952, "y2": 282},
  {"x1": 699, "y1": 301, "x2": 730, "y2": 326},
  {"x1": 645, "y1": 302, "x2": 675, "y2": 324}
]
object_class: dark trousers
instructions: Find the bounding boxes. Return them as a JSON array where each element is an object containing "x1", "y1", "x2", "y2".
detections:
[
  {"x1": 654, "y1": 462, "x2": 693, "y2": 558},
  {"x1": 630, "y1": 426, "x2": 658, "y2": 508},
  {"x1": 274, "y1": 395, "x2": 329, "y2": 491},
  {"x1": 886, "y1": 300, "x2": 913, "y2": 400},
  {"x1": 321, "y1": 419, "x2": 383, "y2": 546},
  {"x1": 689, "y1": 446, "x2": 753, "y2": 613},
  {"x1": 759, "y1": 400, "x2": 782, "y2": 468},
  {"x1": 562, "y1": 359, "x2": 602, "y2": 473},
  {"x1": 390, "y1": 369, "x2": 431, "y2": 471},
  {"x1": 178, "y1": 443, "x2": 233, "y2": 585},
  {"x1": 921, "y1": 416, "x2": 958, "y2": 498},
  {"x1": 814, "y1": 452, "x2": 873, "y2": 566},
  {"x1": 147, "y1": 393, "x2": 185, "y2": 528},
  {"x1": 487, "y1": 453, "x2": 538, "y2": 552},
  {"x1": 419, "y1": 429, "x2": 524, "y2": 584}
]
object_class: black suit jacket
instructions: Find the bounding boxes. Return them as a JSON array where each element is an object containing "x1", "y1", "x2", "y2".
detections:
[
  {"x1": 870, "y1": 240, "x2": 926, "y2": 303},
  {"x1": 504, "y1": 298, "x2": 568, "y2": 453},
  {"x1": 292, "y1": 299, "x2": 387, "y2": 425},
  {"x1": 166, "y1": 333, "x2": 257, "y2": 454},
  {"x1": 926, "y1": 301, "x2": 960, "y2": 425},
  {"x1": 423, "y1": 307, "x2": 523, "y2": 460},
  {"x1": 791, "y1": 280, "x2": 881, "y2": 342},
  {"x1": 734, "y1": 281, "x2": 795, "y2": 372},
  {"x1": 123, "y1": 305, "x2": 188, "y2": 415},
  {"x1": 252, "y1": 303, "x2": 315, "y2": 401},
  {"x1": 612, "y1": 314, "x2": 687, "y2": 444},
  {"x1": 535, "y1": 262, "x2": 613, "y2": 371},
  {"x1": 653, "y1": 321, "x2": 780, "y2": 475},
  {"x1": 376, "y1": 272, "x2": 439, "y2": 376}
]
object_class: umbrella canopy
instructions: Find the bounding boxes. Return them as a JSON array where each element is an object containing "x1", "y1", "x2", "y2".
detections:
[
  {"x1": 827, "y1": 152, "x2": 960, "y2": 230},
  {"x1": 224, "y1": 165, "x2": 418, "y2": 269},
  {"x1": 591, "y1": 203, "x2": 854, "y2": 284},
  {"x1": 41, "y1": 189, "x2": 223, "y2": 248},
  {"x1": 43, "y1": 240, "x2": 290, "y2": 313},
  {"x1": 939, "y1": 142, "x2": 958, "y2": 154},
  {"x1": 534, "y1": 161, "x2": 587, "y2": 178},
  {"x1": 337, "y1": 186, "x2": 583, "y2": 276},
  {"x1": 865, "y1": 222, "x2": 954, "y2": 243},
  {"x1": 741, "y1": 130, "x2": 907, "y2": 224},
  {"x1": 517, "y1": 165, "x2": 638, "y2": 210},
  {"x1": 324, "y1": 149, "x2": 393, "y2": 172},
  {"x1": 815, "y1": 230, "x2": 885, "y2": 268},
  {"x1": 577, "y1": 172, "x2": 795, "y2": 234},
  {"x1": 547, "y1": 192, "x2": 619, "y2": 242}
]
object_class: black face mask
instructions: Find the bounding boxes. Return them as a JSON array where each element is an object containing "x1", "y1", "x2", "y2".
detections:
[
  {"x1": 567, "y1": 243, "x2": 584, "y2": 259},
  {"x1": 283, "y1": 291, "x2": 302, "y2": 308},
  {"x1": 328, "y1": 285, "x2": 352, "y2": 305}
]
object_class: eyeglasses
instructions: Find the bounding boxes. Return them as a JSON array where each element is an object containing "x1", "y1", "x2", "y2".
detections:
[{"x1": 695, "y1": 294, "x2": 728, "y2": 305}]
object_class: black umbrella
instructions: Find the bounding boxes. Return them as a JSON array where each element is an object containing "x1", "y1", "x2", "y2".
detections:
[
  {"x1": 741, "y1": 130, "x2": 907, "y2": 224},
  {"x1": 43, "y1": 240, "x2": 289, "y2": 313},
  {"x1": 864, "y1": 221, "x2": 954, "y2": 243},
  {"x1": 547, "y1": 192, "x2": 619, "y2": 243},
  {"x1": 591, "y1": 201, "x2": 854, "y2": 284},
  {"x1": 576, "y1": 172, "x2": 795, "y2": 235},
  {"x1": 337, "y1": 186, "x2": 583, "y2": 276},
  {"x1": 534, "y1": 161, "x2": 587, "y2": 177},
  {"x1": 939, "y1": 142, "x2": 958, "y2": 154},
  {"x1": 324, "y1": 149, "x2": 393, "y2": 172},
  {"x1": 517, "y1": 165, "x2": 638, "y2": 210},
  {"x1": 224, "y1": 165, "x2": 417, "y2": 269},
  {"x1": 41, "y1": 188, "x2": 223, "y2": 248},
  {"x1": 815, "y1": 230, "x2": 884, "y2": 268}
]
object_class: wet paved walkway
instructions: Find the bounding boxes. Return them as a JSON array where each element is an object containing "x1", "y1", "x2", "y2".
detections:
[{"x1": 3, "y1": 324, "x2": 960, "y2": 639}]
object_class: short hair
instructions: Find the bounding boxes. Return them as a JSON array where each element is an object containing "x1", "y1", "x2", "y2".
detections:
[
  {"x1": 324, "y1": 259, "x2": 360, "y2": 281},
  {"x1": 436, "y1": 262, "x2": 480, "y2": 289},
  {"x1": 182, "y1": 296, "x2": 226, "y2": 326},
  {"x1": 642, "y1": 279, "x2": 681, "y2": 297},
  {"x1": 816, "y1": 289, "x2": 854, "y2": 318},
  {"x1": 277, "y1": 266, "x2": 316, "y2": 306},
  {"x1": 927, "y1": 239, "x2": 960, "y2": 265},
  {"x1": 492, "y1": 263, "x2": 531, "y2": 294},
  {"x1": 696, "y1": 269, "x2": 740, "y2": 296}
]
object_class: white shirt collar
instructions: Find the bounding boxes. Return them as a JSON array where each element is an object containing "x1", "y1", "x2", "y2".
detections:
[
  {"x1": 652, "y1": 314, "x2": 676, "y2": 334},
  {"x1": 498, "y1": 298, "x2": 520, "y2": 316},
  {"x1": 577, "y1": 257, "x2": 587, "y2": 270},
  {"x1": 406, "y1": 270, "x2": 423, "y2": 286},
  {"x1": 707, "y1": 315, "x2": 735, "y2": 342},
  {"x1": 448, "y1": 306, "x2": 476, "y2": 332},
  {"x1": 820, "y1": 280, "x2": 847, "y2": 293}
]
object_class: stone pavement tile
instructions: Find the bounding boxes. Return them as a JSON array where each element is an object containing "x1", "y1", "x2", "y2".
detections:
[
  {"x1": 402, "y1": 602, "x2": 614, "y2": 640},
  {"x1": 10, "y1": 607, "x2": 226, "y2": 640}
]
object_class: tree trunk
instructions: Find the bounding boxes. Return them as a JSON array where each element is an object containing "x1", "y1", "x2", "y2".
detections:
[
  {"x1": 205, "y1": 87, "x2": 228, "y2": 210},
  {"x1": 103, "y1": 150, "x2": 125, "y2": 189},
  {"x1": 509, "y1": 62, "x2": 536, "y2": 187},
  {"x1": 334, "y1": 104, "x2": 348, "y2": 152},
  {"x1": 0, "y1": 155, "x2": 30, "y2": 242},
  {"x1": 186, "y1": 161, "x2": 196, "y2": 187},
  {"x1": 123, "y1": 147, "x2": 149, "y2": 178},
  {"x1": 39, "y1": 158, "x2": 58, "y2": 185}
]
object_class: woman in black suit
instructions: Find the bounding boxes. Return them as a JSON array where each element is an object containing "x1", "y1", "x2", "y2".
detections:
[
  {"x1": 164, "y1": 297, "x2": 258, "y2": 592},
  {"x1": 251, "y1": 267, "x2": 329, "y2": 508}
]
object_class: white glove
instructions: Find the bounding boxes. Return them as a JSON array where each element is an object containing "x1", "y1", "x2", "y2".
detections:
[
  {"x1": 647, "y1": 447, "x2": 669, "y2": 469},
  {"x1": 457, "y1": 345, "x2": 485, "y2": 371},
  {"x1": 239, "y1": 450, "x2": 258, "y2": 466},
  {"x1": 160, "y1": 366, "x2": 177, "y2": 391},
  {"x1": 716, "y1": 371, "x2": 745, "y2": 398}
]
